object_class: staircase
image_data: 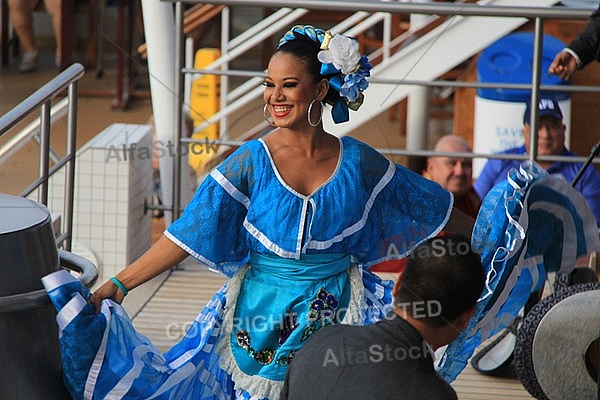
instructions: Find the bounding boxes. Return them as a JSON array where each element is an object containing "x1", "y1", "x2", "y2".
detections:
[{"x1": 170, "y1": 0, "x2": 559, "y2": 142}]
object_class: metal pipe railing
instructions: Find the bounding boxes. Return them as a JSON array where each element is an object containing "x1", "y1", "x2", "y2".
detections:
[
  {"x1": 0, "y1": 64, "x2": 84, "y2": 133},
  {"x1": 0, "y1": 63, "x2": 84, "y2": 251},
  {"x1": 168, "y1": 1, "x2": 595, "y2": 20},
  {"x1": 38, "y1": 102, "x2": 51, "y2": 205},
  {"x1": 180, "y1": 137, "x2": 600, "y2": 166},
  {"x1": 528, "y1": 17, "x2": 545, "y2": 165},
  {"x1": 227, "y1": 8, "x2": 307, "y2": 50},
  {"x1": 173, "y1": 2, "x2": 185, "y2": 222},
  {"x1": 179, "y1": 2, "x2": 599, "y2": 128},
  {"x1": 166, "y1": 1, "x2": 600, "y2": 219},
  {"x1": 0, "y1": 97, "x2": 69, "y2": 165},
  {"x1": 63, "y1": 81, "x2": 79, "y2": 252}
]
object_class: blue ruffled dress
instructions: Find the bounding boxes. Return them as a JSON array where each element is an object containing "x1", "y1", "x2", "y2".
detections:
[
  {"x1": 436, "y1": 161, "x2": 600, "y2": 382},
  {"x1": 43, "y1": 136, "x2": 453, "y2": 399}
]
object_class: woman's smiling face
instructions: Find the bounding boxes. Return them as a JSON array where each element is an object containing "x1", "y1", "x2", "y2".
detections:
[{"x1": 263, "y1": 52, "x2": 323, "y2": 130}]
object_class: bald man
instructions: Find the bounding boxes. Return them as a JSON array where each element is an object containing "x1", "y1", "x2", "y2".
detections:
[{"x1": 425, "y1": 135, "x2": 481, "y2": 218}]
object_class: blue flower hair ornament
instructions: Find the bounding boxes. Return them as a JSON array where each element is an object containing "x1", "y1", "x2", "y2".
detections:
[{"x1": 278, "y1": 25, "x2": 372, "y2": 124}]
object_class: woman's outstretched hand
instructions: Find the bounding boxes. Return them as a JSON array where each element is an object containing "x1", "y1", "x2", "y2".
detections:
[{"x1": 87, "y1": 279, "x2": 126, "y2": 315}]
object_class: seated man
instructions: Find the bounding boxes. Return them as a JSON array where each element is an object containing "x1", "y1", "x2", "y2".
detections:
[
  {"x1": 281, "y1": 235, "x2": 485, "y2": 400},
  {"x1": 425, "y1": 134, "x2": 481, "y2": 219},
  {"x1": 474, "y1": 97, "x2": 600, "y2": 228}
]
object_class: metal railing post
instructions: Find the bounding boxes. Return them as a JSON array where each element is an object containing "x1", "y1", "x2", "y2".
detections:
[
  {"x1": 528, "y1": 17, "x2": 545, "y2": 166},
  {"x1": 63, "y1": 80, "x2": 79, "y2": 251},
  {"x1": 38, "y1": 101, "x2": 51, "y2": 206},
  {"x1": 173, "y1": 2, "x2": 184, "y2": 220}
]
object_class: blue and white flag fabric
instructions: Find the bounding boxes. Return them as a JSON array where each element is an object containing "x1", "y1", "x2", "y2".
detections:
[{"x1": 436, "y1": 161, "x2": 600, "y2": 382}]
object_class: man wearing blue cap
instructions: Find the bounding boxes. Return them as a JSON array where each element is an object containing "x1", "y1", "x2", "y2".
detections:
[{"x1": 474, "y1": 97, "x2": 600, "y2": 227}]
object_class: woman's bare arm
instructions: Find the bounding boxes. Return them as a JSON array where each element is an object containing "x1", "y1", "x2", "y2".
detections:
[{"x1": 89, "y1": 235, "x2": 189, "y2": 313}]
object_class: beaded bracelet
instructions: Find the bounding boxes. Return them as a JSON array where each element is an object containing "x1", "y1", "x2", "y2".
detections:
[{"x1": 109, "y1": 277, "x2": 129, "y2": 297}]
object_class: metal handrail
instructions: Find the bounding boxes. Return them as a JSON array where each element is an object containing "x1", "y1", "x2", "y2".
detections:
[
  {"x1": 179, "y1": 2, "x2": 600, "y2": 114},
  {"x1": 0, "y1": 97, "x2": 69, "y2": 165},
  {"x1": 0, "y1": 64, "x2": 84, "y2": 133},
  {"x1": 180, "y1": 137, "x2": 600, "y2": 167},
  {"x1": 169, "y1": 1, "x2": 596, "y2": 19},
  {"x1": 184, "y1": 68, "x2": 600, "y2": 93},
  {"x1": 0, "y1": 63, "x2": 84, "y2": 251},
  {"x1": 0, "y1": 250, "x2": 98, "y2": 314}
]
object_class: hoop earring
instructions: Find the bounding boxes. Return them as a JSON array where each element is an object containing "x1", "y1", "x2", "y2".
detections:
[
  {"x1": 307, "y1": 99, "x2": 323, "y2": 127},
  {"x1": 263, "y1": 104, "x2": 275, "y2": 127}
]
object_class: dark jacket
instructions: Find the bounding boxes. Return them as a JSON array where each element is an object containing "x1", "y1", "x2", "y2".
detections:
[
  {"x1": 281, "y1": 313, "x2": 458, "y2": 400},
  {"x1": 568, "y1": 6, "x2": 600, "y2": 67}
]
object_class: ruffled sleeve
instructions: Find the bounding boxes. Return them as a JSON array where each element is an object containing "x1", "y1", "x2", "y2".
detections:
[
  {"x1": 165, "y1": 144, "x2": 256, "y2": 277},
  {"x1": 363, "y1": 162, "x2": 453, "y2": 266}
]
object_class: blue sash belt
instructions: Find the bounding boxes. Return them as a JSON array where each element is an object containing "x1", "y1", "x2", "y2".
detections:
[
  {"x1": 248, "y1": 252, "x2": 351, "y2": 280},
  {"x1": 231, "y1": 252, "x2": 352, "y2": 380}
]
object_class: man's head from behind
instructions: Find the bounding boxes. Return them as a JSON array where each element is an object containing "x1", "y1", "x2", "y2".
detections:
[
  {"x1": 393, "y1": 235, "x2": 485, "y2": 344},
  {"x1": 522, "y1": 98, "x2": 566, "y2": 158},
  {"x1": 426, "y1": 135, "x2": 473, "y2": 198}
]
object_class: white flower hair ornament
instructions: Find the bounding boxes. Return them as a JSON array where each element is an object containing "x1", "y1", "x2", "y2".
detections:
[
  {"x1": 318, "y1": 31, "x2": 372, "y2": 123},
  {"x1": 318, "y1": 33, "x2": 361, "y2": 74}
]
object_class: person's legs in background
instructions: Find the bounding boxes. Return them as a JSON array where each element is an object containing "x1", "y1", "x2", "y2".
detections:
[
  {"x1": 7, "y1": 0, "x2": 59, "y2": 72},
  {"x1": 41, "y1": 0, "x2": 60, "y2": 66},
  {"x1": 7, "y1": 0, "x2": 40, "y2": 71}
]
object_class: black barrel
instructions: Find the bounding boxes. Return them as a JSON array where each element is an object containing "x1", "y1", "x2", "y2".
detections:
[{"x1": 0, "y1": 194, "x2": 70, "y2": 399}]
